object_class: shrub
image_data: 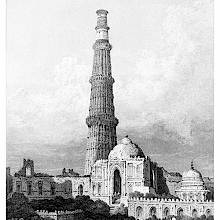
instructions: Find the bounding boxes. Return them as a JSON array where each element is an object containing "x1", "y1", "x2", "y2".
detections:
[{"x1": 7, "y1": 193, "x2": 40, "y2": 219}]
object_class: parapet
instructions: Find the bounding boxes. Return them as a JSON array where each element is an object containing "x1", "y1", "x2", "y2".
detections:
[{"x1": 128, "y1": 197, "x2": 214, "y2": 204}]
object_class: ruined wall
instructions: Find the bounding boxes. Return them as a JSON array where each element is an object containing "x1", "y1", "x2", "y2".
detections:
[
  {"x1": 54, "y1": 176, "x2": 91, "y2": 198},
  {"x1": 12, "y1": 176, "x2": 72, "y2": 200},
  {"x1": 6, "y1": 167, "x2": 13, "y2": 196},
  {"x1": 156, "y1": 167, "x2": 182, "y2": 196}
]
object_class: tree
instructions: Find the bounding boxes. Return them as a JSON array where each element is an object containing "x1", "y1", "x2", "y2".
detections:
[
  {"x1": 110, "y1": 213, "x2": 135, "y2": 220},
  {"x1": 7, "y1": 192, "x2": 40, "y2": 220},
  {"x1": 129, "y1": 191, "x2": 145, "y2": 198},
  {"x1": 112, "y1": 203, "x2": 128, "y2": 216},
  {"x1": 86, "y1": 199, "x2": 110, "y2": 218}
]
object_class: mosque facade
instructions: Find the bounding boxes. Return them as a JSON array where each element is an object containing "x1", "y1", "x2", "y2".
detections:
[{"x1": 7, "y1": 9, "x2": 214, "y2": 219}]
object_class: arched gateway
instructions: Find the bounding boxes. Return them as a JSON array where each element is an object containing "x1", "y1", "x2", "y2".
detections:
[
  {"x1": 113, "y1": 169, "x2": 121, "y2": 194},
  {"x1": 112, "y1": 169, "x2": 121, "y2": 204}
]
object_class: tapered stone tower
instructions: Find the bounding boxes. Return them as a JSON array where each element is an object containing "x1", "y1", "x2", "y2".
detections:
[{"x1": 84, "y1": 9, "x2": 118, "y2": 175}]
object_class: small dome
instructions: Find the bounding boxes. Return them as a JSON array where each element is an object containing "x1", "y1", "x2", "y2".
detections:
[
  {"x1": 121, "y1": 137, "x2": 132, "y2": 145},
  {"x1": 109, "y1": 136, "x2": 145, "y2": 160},
  {"x1": 176, "y1": 162, "x2": 209, "y2": 201},
  {"x1": 182, "y1": 169, "x2": 202, "y2": 179},
  {"x1": 180, "y1": 162, "x2": 206, "y2": 191},
  {"x1": 182, "y1": 161, "x2": 203, "y2": 180}
]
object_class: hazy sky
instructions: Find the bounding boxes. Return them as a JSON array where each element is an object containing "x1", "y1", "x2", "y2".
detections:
[{"x1": 6, "y1": 0, "x2": 214, "y2": 177}]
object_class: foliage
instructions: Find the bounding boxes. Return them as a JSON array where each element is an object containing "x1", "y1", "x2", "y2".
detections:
[
  {"x1": 7, "y1": 192, "x2": 40, "y2": 220},
  {"x1": 8, "y1": 193, "x2": 214, "y2": 220},
  {"x1": 112, "y1": 203, "x2": 128, "y2": 216},
  {"x1": 87, "y1": 199, "x2": 110, "y2": 216},
  {"x1": 29, "y1": 195, "x2": 137, "y2": 219},
  {"x1": 110, "y1": 213, "x2": 135, "y2": 220},
  {"x1": 30, "y1": 195, "x2": 110, "y2": 218}
]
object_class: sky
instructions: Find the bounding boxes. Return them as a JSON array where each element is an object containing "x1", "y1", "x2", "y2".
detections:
[{"x1": 6, "y1": 0, "x2": 214, "y2": 177}]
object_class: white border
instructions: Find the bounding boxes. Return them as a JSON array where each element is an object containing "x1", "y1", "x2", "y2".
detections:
[
  {"x1": 0, "y1": 0, "x2": 6, "y2": 218},
  {"x1": 214, "y1": 0, "x2": 219, "y2": 217},
  {"x1": 1, "y1": 0, "x2": 219, "y2": 218}
]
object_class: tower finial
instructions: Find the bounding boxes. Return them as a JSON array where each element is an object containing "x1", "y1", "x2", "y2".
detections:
[
  {"x1": 191, "y1": 160, "x2": 194, "y2": 170},
  {"x1": 95, "y1": 9, "x2": 109, "y2": 40}
]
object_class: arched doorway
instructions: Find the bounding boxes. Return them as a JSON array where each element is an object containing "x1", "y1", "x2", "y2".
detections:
[
  {"x1": 163, "y1": 207, "x2": 170, "y2": 218},
  {"x1": 149, "y1": 206, "x2": 157, "y2": 217},
  {"x1": 27, "y1": 182, "x2": 32, "y2": 195},
  {"x1": 78, "y1": 184, "x2": 83, "y2": 196},
  {"x1": 113, "y1": 169, "x2": 121, "y2": 194},
  {"x1": 177, "y1": 208, "x2": 184, "y2": 217},
  {"x1": 136, "y1": 206, "x2": 143, "y2": 220},
  {"x1": 206, "y1": 209, "x2": 211, "y2": 217},
  {"x1": 112, "y1": 169, "x2": 121, "y2": 204},
  {"x1": 92, "y1": 184, "x2": 95, "y2": 195},
  {"x1": 98, "y1": 183, "x2": 101, "y2": 195},
  {"x1": 192, "y1": 209, "x2": 198, "y2": 218}
]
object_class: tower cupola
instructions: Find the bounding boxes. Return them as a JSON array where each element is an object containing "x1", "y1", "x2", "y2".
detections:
[{"x1": 95, "y1": 9, "x2": 109, "y2": 40}]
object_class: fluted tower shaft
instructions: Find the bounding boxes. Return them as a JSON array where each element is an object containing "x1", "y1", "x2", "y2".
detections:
[{"x1": 84, "y1": 10, "x2": 118, "y2": 175}]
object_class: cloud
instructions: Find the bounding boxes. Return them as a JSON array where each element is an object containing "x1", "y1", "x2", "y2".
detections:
[
  {"x1": 7, "y1": 56, "x2": 90, "y2": 145},
  {"x1": 115, "y1": 0, "x2": 213, "y2": 145},
  {"x1": 6, "y1": 0, "x2": 213, "y2": 177}
]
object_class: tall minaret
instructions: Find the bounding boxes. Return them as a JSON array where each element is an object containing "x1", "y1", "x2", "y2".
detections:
[{"x1": 84, "y1": 9, "x2": 118, "y2": 175}]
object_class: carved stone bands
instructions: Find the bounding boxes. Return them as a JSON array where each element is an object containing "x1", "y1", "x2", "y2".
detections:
[
  {"x1": 89, "y1": 75, "x2": 114, "y2": 85},
  {"x1": 93, "y1": 40, "x2": 112, "y2": 50},
  {"x1": 86, "y1": 115, "x2": 118, "y2": 127},
  {"x1": 84, "y1": 11, "x2": 118, "y2": 175}
]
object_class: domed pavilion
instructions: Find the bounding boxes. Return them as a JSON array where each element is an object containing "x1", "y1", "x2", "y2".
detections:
[{"x1": 176, "y1": 161, "x2": 209, "y2": 201}]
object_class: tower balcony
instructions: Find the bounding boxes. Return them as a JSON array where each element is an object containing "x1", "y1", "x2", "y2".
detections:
[
  {"x1": 86, "y1": 115, "x2": 118, "y2": 127},
  {"x1": 89, "y1": 75, "x2": 114, "y2": 84},
  {"x1": 93, "y1": 39, "x2": 112, "y2": 50}
]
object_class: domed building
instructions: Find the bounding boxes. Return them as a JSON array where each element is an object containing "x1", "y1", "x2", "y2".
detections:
[
  {"x1": 90, "y1": 136, "x2": 157, "y2": 205},
  {"x1": 176, "y1": 161, "x2": 209, "y2": 201},
  {"x1": 128, "y1": 162, "x2": 213, "y2": 220},
  {"x1": 8, "y1": 9, "x2": 214, "y2": 220},
  {"x1": 108, "y1": 136, "x2": 145, "y2": 160}
]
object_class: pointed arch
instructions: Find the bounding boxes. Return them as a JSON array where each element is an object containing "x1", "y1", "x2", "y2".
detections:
[
  {"x1": 163, "y1": 207, "x2": 170, "y2": 218},
  {"x1": 78, "y1": 184, "x2": 83, "y2": 196},
  {"x1": 177, "y1": 207, "x2": 184, "y2": 217},
  {"x1": 113, "y1": 169, "x2": 121, "y2": 194},
  {"x1": 149, "y1": 206, "x2": 157, "y2": 217},
  {"x1": 192, "y1": 208, "x2": 198, "y2": 218},
  {"x1": 136, "y1": 206, "x2": 143, "y2": 220}
]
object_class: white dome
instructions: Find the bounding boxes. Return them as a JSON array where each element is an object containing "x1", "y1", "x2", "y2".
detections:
[
  {"x1": 109, "y1": 136, "x2": 145, "y2": 160},
  {"x1": 176, "y1": 162, "x2": 209, "y2": 201},
  {"x1": 180, "y1": 162, "x2": 205, "y2": 191},
  {"x1": 182, "y1": 169, "x2": 202, "y2": 179}
]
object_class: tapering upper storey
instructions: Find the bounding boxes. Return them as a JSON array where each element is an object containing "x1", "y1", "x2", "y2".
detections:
[
  {"x1": 84, "y1": 10, "x2": 118, "y2": 175},
  {"x1": 95, "y1": 9, "x2": 109, "y2": 40}
]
